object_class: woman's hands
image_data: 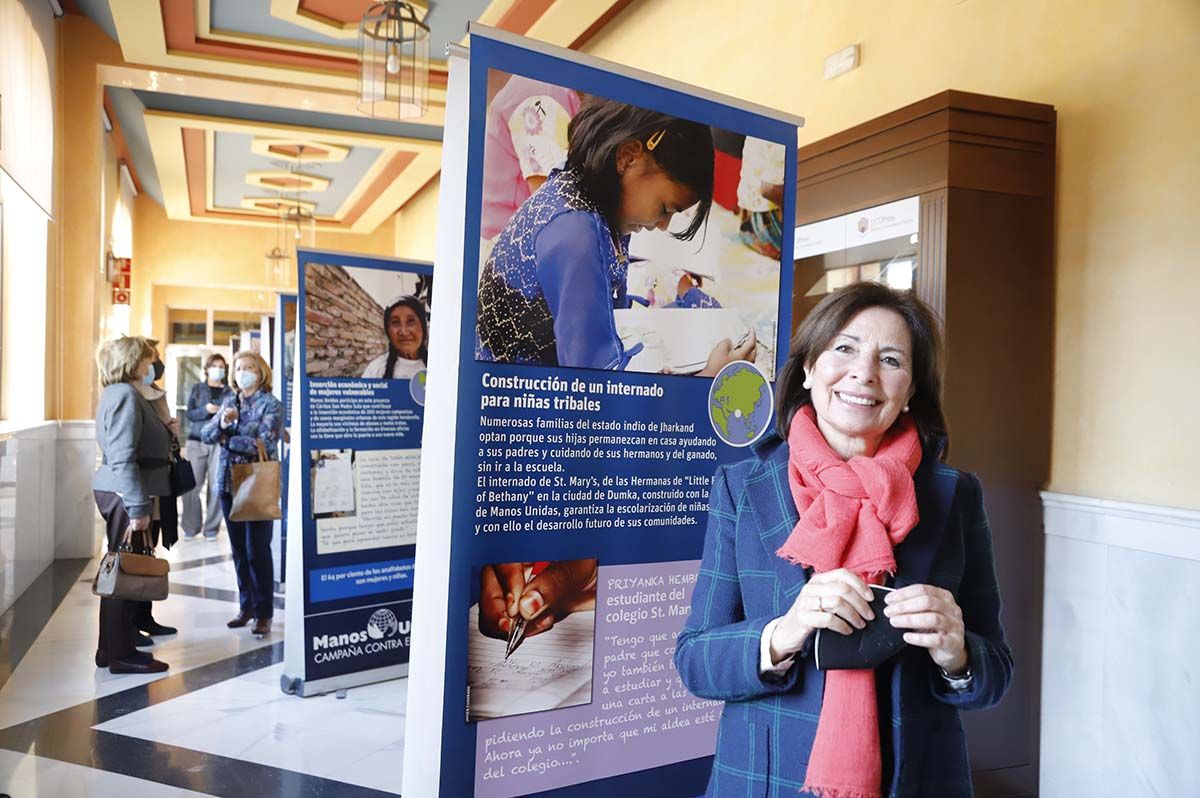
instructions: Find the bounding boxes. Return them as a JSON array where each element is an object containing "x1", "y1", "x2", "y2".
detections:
[
  {"x1": 884, "y1": 584, "x2": 969, "y2": 675},
  {"x1": 770, "y1": 575, "x2": 971, "y2": 675},
  {"x1": 221, "y1": 407, "x2": 239, "y2": 427},
  {"x1": 769, "y1": 568, "x2": 875, "y2": 665},
  {"x1": 205, "y1": 402, "x2": 220, "y2": 414},
  {"x1": 129, "y1": 515, "x2": 151, "y2": 532},
  {"x1": 697, "y1": 329, "x2": 757, "y2": 377}
]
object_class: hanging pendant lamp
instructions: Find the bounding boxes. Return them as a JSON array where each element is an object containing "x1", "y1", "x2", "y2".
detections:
[
  {"x1": 358, "y1": 1, "x2": 431, "y2": 120},
  {"x1": 267, "y1": 144, "x2": 316, "y2": 278}
]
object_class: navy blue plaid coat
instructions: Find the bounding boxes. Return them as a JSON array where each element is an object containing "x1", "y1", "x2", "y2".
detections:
[{"x1": 675, "y1": 433, "x2": 1013, "y2": 797}]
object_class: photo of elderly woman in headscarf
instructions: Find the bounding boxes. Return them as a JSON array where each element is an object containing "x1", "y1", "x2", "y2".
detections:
[
  {"x1": 362, "y1": 295, "x2": 429, "y2": 379},
  {"x1": 304, "y1": 263, "x2": 432, "y2": 380}
]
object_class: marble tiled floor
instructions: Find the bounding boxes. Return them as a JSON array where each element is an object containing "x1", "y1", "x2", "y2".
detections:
[
  {"x1": 96, "y1": 662, "x2": 407, "y2": 792},
  {"x1": 0, "y1": 536, "x2": 407, "y2": 797},
  {"x1": 171, "y1": 556, "x2": 244, "y2": 589},
  {"x1": 0, "y1": 748, "x2": 217, "y2": 797},
  {"x1": 0, "y1": 579, "x2": 281, "y2": 731}
]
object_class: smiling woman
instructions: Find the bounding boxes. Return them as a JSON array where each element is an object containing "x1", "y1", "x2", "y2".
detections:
[
  {"x1": 777, "y1": 282, "x2": 948, "y2": 459},
  {"x1": 676, "y1": 282, "x2": 1013, "y2": 797}
]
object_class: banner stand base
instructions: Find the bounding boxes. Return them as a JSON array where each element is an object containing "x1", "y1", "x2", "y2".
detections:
[{"x1": 280, "y1": 663, "x2": 409, "y2": 698}]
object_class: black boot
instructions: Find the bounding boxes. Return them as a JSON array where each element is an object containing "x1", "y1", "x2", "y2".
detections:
[
  {"x1": 139, "y1": 620, "x2": 178, "y2": 636},
  {"x1": 109, "y1": 656, "x2": 169, "y2": 674}
]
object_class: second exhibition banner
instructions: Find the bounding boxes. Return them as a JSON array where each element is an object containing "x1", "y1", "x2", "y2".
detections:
[
  {"x1": 283, "y1": 249, "x2": 433, "y2": 696},
  {"x1": 405, "y1": 26, "x2": 801, "y2": 797}
]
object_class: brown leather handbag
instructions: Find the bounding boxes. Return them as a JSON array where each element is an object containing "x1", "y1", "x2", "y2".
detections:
[
  {"x1": 92, "y1": 527, "x2": 170, "y2": 601},
  {"x1": 229, "y1": 439, "x2": 282, "y2": 522}
]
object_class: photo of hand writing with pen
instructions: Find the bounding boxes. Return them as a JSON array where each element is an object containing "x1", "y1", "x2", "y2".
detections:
[{"x1": 467, "y1": 558, "x2": 598, "y2": 722}]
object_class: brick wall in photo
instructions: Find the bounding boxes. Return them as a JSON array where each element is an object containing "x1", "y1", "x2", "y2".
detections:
[{"x1": 305, "y1": 264, "x2": 387, "y2": 378}]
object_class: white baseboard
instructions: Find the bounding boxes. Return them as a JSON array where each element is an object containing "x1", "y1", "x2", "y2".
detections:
[
  {"x1": 57, "y1": 420, "x2": 96, "y2": 440},
  {"x1": 1041, "y1": 490, "x2": 1200, "y2": 562}
]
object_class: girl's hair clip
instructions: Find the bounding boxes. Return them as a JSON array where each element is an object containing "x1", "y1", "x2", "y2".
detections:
[{"x1": 646, "y1": 129, "x2": 667, "y2": 151}]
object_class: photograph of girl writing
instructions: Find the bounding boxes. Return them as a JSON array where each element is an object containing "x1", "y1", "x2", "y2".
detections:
[{"x1": 474, "y1": 71, "x2": 785, "y2": 378}]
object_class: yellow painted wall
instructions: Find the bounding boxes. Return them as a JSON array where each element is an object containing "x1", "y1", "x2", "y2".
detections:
[
  {"x1": 393, "y1": 177, "x2": 440, "y2": 263},
  {"x1": 54, "y1": 15, "x2": 125, "y2": 420},
  {"x1": 131, "y1": 197, "x2": 399, "y2": 348},
  {"x1": 578, "y1": 0, "x2": 1200, "y2": 509}
]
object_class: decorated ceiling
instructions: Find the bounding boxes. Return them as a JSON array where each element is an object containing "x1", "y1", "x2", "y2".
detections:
[{"x1": 74, "y1": 0, "x2": 637, "y2": 234}]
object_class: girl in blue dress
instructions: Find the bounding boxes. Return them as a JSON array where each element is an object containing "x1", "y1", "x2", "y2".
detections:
[{"x1": 476, "y1": 97, "x2": 756, "y2": 373}]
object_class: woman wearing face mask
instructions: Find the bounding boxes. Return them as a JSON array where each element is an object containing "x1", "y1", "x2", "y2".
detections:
[
  {"x1": 183, "y1": 354, "x2": 234, "y2": 539},
  {"x1": 131, "y1": 344, "x2": 183, "y2": 642},
  {"x1": 92, "y1": 336, "x2": 171, "y2": 674},
  {"x1": 201, "y1": 351, "x2": 283, "y2": 637},
  {"x1": 361, "y1": 295, "x2": 429, "y2": 379}
]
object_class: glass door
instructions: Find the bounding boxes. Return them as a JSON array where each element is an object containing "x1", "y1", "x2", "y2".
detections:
[{"x1": 791, "y1": 196, "x2": 920, "y2": 332}]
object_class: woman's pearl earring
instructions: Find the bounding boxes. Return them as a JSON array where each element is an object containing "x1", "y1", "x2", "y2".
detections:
[
  {"x1": 802, "y1": 379, "x2": 812, "y2": 390},
  {"x1": 903, "y1": 405, "x2": 910, "y2": 413}
]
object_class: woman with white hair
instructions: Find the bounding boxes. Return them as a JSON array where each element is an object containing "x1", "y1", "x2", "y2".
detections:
[{"x1": 92, "y1": 336, "x2": 172, "y2": 674}]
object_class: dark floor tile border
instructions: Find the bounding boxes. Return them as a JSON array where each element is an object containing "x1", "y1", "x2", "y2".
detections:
[
  {"x1": 169, "y1": 582, "x2": 286, "y2": 610},
  {"x1": 0, "y1": 558, "x2": 91, "y2": 692},
  {"x1": 170, "y1": 552, "x2": 235, "y2": 572},
  {"x1": 0, "y1": 643, "x2": 400, "y2": 797}
]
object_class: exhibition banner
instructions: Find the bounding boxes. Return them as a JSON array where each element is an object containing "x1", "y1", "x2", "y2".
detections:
[
  {"x1": 404, "y1": 27, "x2": 800, "y2": 796},
  {"x1": 271, "y1": 292, "x2": 297, "y2": 586},
  {"x1": 282, "y1": 249, "x2": 433, "y2": 696},
  {"x1": 274, "y1": 292, "x2": 298, "y2": 432}
]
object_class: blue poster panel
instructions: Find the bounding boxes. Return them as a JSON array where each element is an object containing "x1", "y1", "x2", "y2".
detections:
[
  {"x1": 274, "y1": 293, "x2": 298, "y2": 432},
  {"x1": 405, "y1": 27, "x2": 799, "y2": 797},
  {"x1": 272, "y1": 293, "x2": 297, "y2": 583},
  {"x1": 283, "y1": 249, "x2": 433, "y2": 695}
]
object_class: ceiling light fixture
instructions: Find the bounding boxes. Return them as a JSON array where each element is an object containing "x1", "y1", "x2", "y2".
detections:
[
  {"x1": 266, "y1": 145, "x2": 316, "y2": 281},
  {"x1": 358, "y1": 1, "x2": 431, "y2": 120}
]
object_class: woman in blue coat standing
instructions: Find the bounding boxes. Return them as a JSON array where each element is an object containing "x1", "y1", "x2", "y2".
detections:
[
  {"x1": 676, "y1": 282, "x2": 1012, "y2": 797},
  {"x1": 202, "y1": 350, "x2": 283, "y2": 638}
]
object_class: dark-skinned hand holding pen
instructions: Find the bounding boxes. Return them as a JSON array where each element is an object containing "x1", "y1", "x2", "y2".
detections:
[{"x1": 477, "y1": 559, "x2": 598, "y2": 656}]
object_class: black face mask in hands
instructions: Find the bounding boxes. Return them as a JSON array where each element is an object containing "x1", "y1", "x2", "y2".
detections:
[{"x1": 814, "y1": 585, "x2": 909, "y2": 671}]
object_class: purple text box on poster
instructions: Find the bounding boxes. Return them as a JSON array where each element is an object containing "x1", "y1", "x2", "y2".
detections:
[{"x1": 474, "y1": 559, "x2": 720, "y2": 798}]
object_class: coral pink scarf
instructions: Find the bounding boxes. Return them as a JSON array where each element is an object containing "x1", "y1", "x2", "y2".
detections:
[{"x1": 778, "y1": 406, "x2": 922, "y2": 798}]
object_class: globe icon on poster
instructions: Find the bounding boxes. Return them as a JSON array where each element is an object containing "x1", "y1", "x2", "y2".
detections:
[
  {"x1": 367, "y1": 609, "x2": 399, "y2": 640},
  {"x1": 410, "y1": 368, "x2": 427, "y2": 406},
  {"x1": 708, "y1": 361, "x2": 773, "y2": 447}
]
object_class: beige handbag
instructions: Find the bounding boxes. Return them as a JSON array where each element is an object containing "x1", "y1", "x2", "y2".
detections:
[
  {"x1": 229, "y1": 439, "x2": 282, "y2": 522},
  {"x1": 92, "y1": 527, "x2": 170, "y2": 601}
]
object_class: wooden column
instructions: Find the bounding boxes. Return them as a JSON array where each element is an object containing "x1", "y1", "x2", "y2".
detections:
[{"x1": 793, "y1": 90, "x2": 1057, "y2": 798}]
